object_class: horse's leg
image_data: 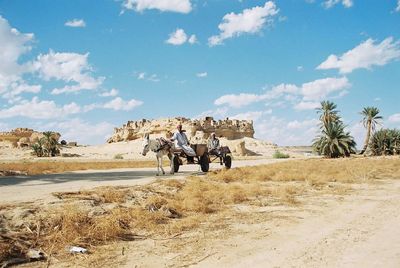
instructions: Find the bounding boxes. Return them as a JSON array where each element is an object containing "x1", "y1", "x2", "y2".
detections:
[{"x1": 159, "y1": 153, "x2": 165, "y2": 175}]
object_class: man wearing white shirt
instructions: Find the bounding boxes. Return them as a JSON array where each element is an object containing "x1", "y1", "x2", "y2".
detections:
[{"x1": 171, "y1": 124, "x2": 196, "y2": 158}]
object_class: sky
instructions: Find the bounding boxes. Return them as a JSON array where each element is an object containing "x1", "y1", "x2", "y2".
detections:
[{"x1": 0, "y1": 0, "x2": 399, "y2": 146}]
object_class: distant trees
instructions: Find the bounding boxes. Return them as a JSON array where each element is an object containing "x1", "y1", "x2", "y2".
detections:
[
  {"x1": 313, "y1": 102, "x2": 400, "y2": 157},
  {"x1": 31, "y1": 131, "x2": 60, "y2": 157},
  {"x1": 313, "y1": 101, "x2": 356, "y2": 158}
]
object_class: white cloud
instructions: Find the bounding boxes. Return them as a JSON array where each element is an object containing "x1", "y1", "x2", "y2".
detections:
[
  {"x1": 33, "y1": 50, "x2": 104, "y2": 94},
  {"x1": 214, "y1": 77, "x2": 349, "y2": 110},
  {"x1": 297, "y1": 66, "x2": 304, "y2": 71},
  {"x1": 122, "y1": 0, "x2": 192, "y2": 14},
  {"x1": 293, "y1": 101, "x2": 320, "y2": 111},
  {"x1": 214, "y1": 93, "x2": 266, "y2": 108},
  {"x1": 324, "y1": 0, "x2": 353, "y2": 8},
  {"x1": 317, "y1": 37, "x2": 400, "y2": 74},
  {"x1": 256, "y1": 116, "x2": 319, "y2": 146},
  {"x1": 388, "y1": 113, "x2": 400, "y2": 123},
  {"x1": 166, "y1": 29, "x2": 197, "y2": 45},
  {"x1": 103, "y1": 97, "x2": 143, "y2": 111},
  {"x1": 136, "y1": 72, "x2": 160, "y2": 82},
  {"x1": 0, "y1": 16, "x2": 39, "y2": 101},
  {"x1": 208, "y1": 1, "x2": 278, "y2": 46},
  {"x1": 0, "y1": 16, "x2": 33, "y2": 76},
  {"x1": 188, "y1": 34, "x2": 197, "y2": 44},
  {"x1": 166, "y1": 28, "x2": 187, "y2": 45},
  {"x1": 85, "y1": 97, "x2": 143, "y2": 112},
  {"x1": 65, "y1": 19, "x2": 86, "y2": 28},
  {"x1": 47, "y1": 119, "x2": 114, "y2": 145},
  {"x1": 231, "y1": 110, "x2": 272, "y2": 121},
  {"x1": 196, "y1": 72, "x2": 207, "y2": 78},
  {"x1": 0, "y1": 97, "x2": 80, "y2": 119},
  {"x1": 2, "y1": 83, "x2": 41, "y2": 102},
  {"x1": 100, "y1": 88, "x2": 119, "y2": 97},
  {"x1": 301, "y1": 76, "x2": 351, "y2": 101},
  {"x1": 287, "y1": 119, "x2": 319, "y2": 129},
  {"x1": 323, "y1": 0, "x2": 353, "y2": 9}
]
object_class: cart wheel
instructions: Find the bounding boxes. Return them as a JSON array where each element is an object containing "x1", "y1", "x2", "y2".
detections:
[
  {"x1": 200, "y1": 153, "x2": 210, "y2": 172},
  {"x1": 173, "y1": 156, "x2": 180, "y2": 173},
  {"x1": 224, "y1": 155, "x2": 232, "y2": 169}
]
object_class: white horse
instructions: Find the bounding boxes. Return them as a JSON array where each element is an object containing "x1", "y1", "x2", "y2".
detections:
[{"x1": 141, "y1": 134, "x2": 176, "y2": 176}]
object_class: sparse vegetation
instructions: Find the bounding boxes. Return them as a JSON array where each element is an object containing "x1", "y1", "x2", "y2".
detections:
[
  {"x1": 272, "y1": 150, "x2": 290, "y2": 159},
  {"x1": 313, "y1": 101, "x2": 356, "y2": 158},
  {"x1": 369, "y1": 128, "x2": 400, "y2": 156},
  {"x1": 2, "y1": 157, "x2": 400, "y2": 266},
  {"x1": 31, "y1": 131, "x2": 60, "y2": 157},
  {"x1": 113, "y1": 154, "x2": 124, "y2": 160}
]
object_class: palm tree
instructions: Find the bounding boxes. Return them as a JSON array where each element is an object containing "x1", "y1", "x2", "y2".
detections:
[
  {"x1": 313, "y1": 121, "x2": 357, "y2": 158},
  {"x1": 316, "y1": 100, "x2": 339, "y2": 128},
  {"x1": 42, "y1": 131, "x2": 59, "y2": 157},
  {"x1": 360, "y1": 107, "x2": 382, "y2": 155}
]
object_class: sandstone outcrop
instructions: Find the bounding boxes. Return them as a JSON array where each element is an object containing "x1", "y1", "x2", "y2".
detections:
[
  {"x1": 0, "y1": 128, "x2": 61, "y2": 148},
  {"x1": 107, "y1": 117, "x2": 255, "y2": 143}
]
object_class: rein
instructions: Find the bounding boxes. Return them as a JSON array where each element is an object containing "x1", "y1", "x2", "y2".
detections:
[{"x1": 152, "y1": 138, "x2": 172, "y2": 153}]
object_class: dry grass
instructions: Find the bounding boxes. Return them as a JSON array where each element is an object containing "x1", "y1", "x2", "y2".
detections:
[
  {"x1": 209, "y1": 157, "x2": 400, "y2": 184},
  {"x1": 1, "y1": 157, "x2": 399, "y2": 266},
  {"x1": 0, "y1": 160, "x2": 165, "y2": 175}
]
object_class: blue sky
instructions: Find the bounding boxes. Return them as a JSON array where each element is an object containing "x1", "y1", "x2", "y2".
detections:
[{"x1": 0, "y1": 0, "x2": 399, "y2": 145}]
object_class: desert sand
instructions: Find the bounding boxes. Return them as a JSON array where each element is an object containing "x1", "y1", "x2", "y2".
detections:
[{"x1": 1, "y1": 157, "x2": 400, "y2": 267}]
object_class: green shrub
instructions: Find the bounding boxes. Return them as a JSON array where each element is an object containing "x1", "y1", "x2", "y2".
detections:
[
  {"x1": 369, "y1": 128, "x2": 400, "y2": 156},
  {"x1": 273, "y1": 150, "x2": 290, "y2": 159},
  {"x1": 114, "y1": 154, "x2": 124, "y2": 160}
]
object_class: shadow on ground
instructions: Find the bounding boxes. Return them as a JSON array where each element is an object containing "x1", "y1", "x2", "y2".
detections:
[{"x1": 0, "y1": 170, "x2": 198, "y2": 187}]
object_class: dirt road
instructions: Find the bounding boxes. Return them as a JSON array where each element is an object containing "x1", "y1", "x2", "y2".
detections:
[
  {"x1": 194, "y1": 179, "x2": 400, "y2": 268},
  {"x1": 0, "y1": 158, "x2": 283, "y2": 204}
]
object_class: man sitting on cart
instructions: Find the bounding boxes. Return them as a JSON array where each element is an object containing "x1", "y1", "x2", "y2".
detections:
[
  {"x1": 208, "y1": 132, "x2": 221, "y2": 156},
  {"x1": 171, "y1": 124, "x2": 196, "y2": 162}
]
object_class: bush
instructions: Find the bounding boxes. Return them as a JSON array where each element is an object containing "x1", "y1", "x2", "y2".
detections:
[
  {"x1": 369, "y1": 128, "x2": 400, "y2": 156},
  {"x1": 273, "y1": 150, "x2": 290, "y2": 159},
  {"x1": 114, "y1": 154, "x2": 124, "y2": 160}
]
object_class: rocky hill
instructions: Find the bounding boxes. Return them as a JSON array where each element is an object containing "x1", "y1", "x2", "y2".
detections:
[
  {"x1": 0, "y1": 128, "x2": 61, "y2": 148},
  {"x1": 107, "y1": 117, "x2": 255, "y2": 143}
]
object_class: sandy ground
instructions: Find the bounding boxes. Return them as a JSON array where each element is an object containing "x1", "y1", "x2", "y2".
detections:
[
  {"x1": 2, "y1": 158, "x2": 399, "y2": 267},
  {"x1": 201, "y1": 180, "x2": 400, "y2": 268},
  {"x1": 0, "y1": 158, "x2": 286, "y2": 204},
  {"x1": 119, "y1": 179, "x2": 400, "y2": 268}
]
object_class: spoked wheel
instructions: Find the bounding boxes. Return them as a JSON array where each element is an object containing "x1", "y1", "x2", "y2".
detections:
[
  {"x1": 173, "y1": 156, "x2": 180, "y2": 173},
  {"x1": 224, "y1": 155, "x2": 232, "y2": 169},
  {"x1": 200, "y1": 153, "x2": 210, "y2": 172}
]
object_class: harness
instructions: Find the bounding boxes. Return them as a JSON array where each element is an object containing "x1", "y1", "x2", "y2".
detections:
[{"x1": 152, "y1": 138, "x2": 172, "y2": 152}]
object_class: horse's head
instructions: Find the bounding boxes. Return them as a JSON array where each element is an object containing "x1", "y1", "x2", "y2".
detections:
[{"x1": 141, "y1": 133, "x2": 150, "y2": 156}]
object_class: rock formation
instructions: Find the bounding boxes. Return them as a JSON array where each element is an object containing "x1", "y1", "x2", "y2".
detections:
[
  {"x1": 107, "y1": 117, "x2": 255, "y2": 143},
  {"x1": 0, "y1": 128, "x2": 61, "y2": 148}
]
